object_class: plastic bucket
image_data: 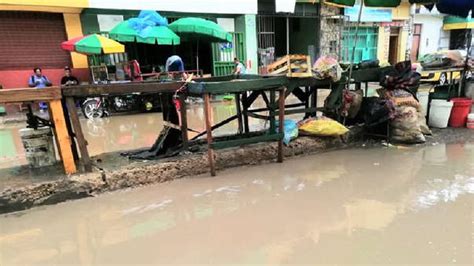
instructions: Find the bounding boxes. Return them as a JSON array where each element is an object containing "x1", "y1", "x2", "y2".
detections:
[
  {"x1": 429, "y1": 100, "x2": 453, "y2": 128},
  {"x1": 416, "y1": 91, "x2": 429, "y2": 117},
  {"x1": 467, "y1": 113, "x2": 474, "y2": 129},
  {"x1": 19, "y1": 126, "x2": 56, "y2": 168},
  {"x1": 449, "y1": 98, "x2": 473, "y2": 128}
]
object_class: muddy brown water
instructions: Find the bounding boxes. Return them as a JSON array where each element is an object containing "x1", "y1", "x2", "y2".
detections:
[
  {"x1": 1, "y1": 143, "x2": 473, "y2": 265},
  {"x1": 0, "y1": 95, "x2": 317, "y2": 170}
]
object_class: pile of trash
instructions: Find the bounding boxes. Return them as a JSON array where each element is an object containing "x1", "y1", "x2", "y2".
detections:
[
  {"x1": 278, "y1": 117, "x2": 349, "y2": 145},
  {"x1": 342, "y1": 61, "x2": 431, "y2": 144}
]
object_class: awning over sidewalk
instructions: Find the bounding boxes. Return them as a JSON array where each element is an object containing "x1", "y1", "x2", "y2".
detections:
[{"x1": 443, "y1": 16, "x2": 474, "y2": 30}]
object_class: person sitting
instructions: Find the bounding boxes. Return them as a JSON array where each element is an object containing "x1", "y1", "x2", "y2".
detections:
[
  {"x1": 61, "y1": 66, "x2": 79, "y2": 86},
  {"x1": 28, "y1": 67, "x2": 52, "y2": 88},
  {"x1": 233, "y1": 58, "x2": 247, "y2": 76},
  {"x1": 28, "y1": 67, "x2": 52, "y2": 111},
  {"x1": 165, "y1": 55, "x2": 188, "y2": 80}
]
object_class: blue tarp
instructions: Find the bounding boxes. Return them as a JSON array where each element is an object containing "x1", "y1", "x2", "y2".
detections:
[{"x1": 128, "y1": 11, "x2": 169, "y2": 38}]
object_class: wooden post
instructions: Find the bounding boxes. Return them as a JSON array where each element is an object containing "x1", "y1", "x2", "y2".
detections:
[
  {"x1": 269, "y1": 90, "x2": 276, "y2": 133},
  {"x1": 203, "y1": 93, "x2": 216, "y2": 176},
  {"x1": 310, "y1": 86, "x2": 317, "y2": 117},
  {"x1": 235, "y1": 93, "x2": 243, "y2": 134},
  {"x1": 242, "y1": 92, "x2": 250, "y2": 133},
  {"x1": 66, "y1": 97, "x2": 92, "y2": 172},
  {"x1": 179, "y1": 94, "x2": 189, "y2": 150},
  {"x1": 49, "y1": 99, "x2": 77, "y2": 174},
  {"x1": 278, "y1": 87, "x2": 286, "y2": 163}
]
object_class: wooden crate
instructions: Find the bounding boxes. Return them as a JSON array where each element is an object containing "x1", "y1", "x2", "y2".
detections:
[{"x1": 267, "y1": 55, "x2": 313, "y2": 78}]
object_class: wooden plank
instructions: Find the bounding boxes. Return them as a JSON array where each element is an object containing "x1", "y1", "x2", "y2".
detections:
[
  {"x1": 188, "y1": 76, "x2": 288, "y2": 95},
  {"x1": 271, "y1": 65, "x2": 289, "y2": 75},
  {"x1": 66, "y1": 97, "x2": 92, "y2": 172},
  {"x1": 62, "y1": 81, "x2": 185, "y2": 97},
  {"x1": 190, "y1": 115, "x2": 238, "y2": 140},
  {"x1": 288, "y1": 72, "x2": 313, "y2": 78},
  {"x1": 0, "y1": 87, "x2": 61, "y2": 103},
  {"x1": 49, "y1": 99, "x2": 77, "y2": 175},
  {"x1": 178, "y1": 94, "x2": 189, "y2": 150},
  {"x1": 267, "y1": 56, "x2": 289, "y2": 72},
  {"x1": 211, "y1": 133, "x2": 283, "y2": 150},
  {"x1": 278, "y1": 87, "x2": 286, "y2": 163},
  {"x1": 203, "y1": 93, "x2": 216, "y2": 176}
]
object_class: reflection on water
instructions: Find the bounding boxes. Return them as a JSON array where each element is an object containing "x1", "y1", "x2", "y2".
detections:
[
  {"x1": 0, "y1": 144, "x2": 473, "y2": 265},
  {"x1": 0, "y1": 100, "x2": 276, "y2": 169}
]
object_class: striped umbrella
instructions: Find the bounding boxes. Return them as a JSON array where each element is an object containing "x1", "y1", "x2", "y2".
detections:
[{"x1": 61, "y1": 34, "x2": 125, "y2": 55}]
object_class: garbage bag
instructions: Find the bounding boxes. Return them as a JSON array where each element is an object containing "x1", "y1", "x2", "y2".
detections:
[
  {"x1": 359, "y1": 97, "x2": 394, "y2": 128},
  {"x1": 342, "y1": 89, "x2": 364, "y2": 119},
  {"x1": 276, "y1": 120, "x2": 298, "y2": 145},
  {"x1": 313, "y1": 56, "x2": 343, "y2": 82},
  {"x1": 298, "y1": 117, "x2": 349, "y2": 137},
  {"x1": 391, "y1": 106, "x2": 426, "y2": 143}
]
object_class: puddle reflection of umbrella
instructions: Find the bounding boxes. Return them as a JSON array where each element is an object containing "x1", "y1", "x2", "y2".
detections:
[
  {"x1": 61, "y1": 34, "x2": 125, "y2": 55},
  {"x1": 169, "y1": 17, "x2": 233, "y2": 72}
]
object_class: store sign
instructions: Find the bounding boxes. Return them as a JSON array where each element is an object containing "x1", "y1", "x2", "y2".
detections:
[
  {"x1": 275, "y1": 0, "x2": 297, "y2": 13},
  {"x1": 98, "y1": 15, "x2": 124, "y2": 32},
  {"x1": 345, "y1": 5, "x2": 393, "y2": 22}
]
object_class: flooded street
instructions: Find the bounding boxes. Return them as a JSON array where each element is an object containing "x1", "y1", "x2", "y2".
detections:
[{"x1": 1, "y1": 143, "x2": 473, "y2": 265}]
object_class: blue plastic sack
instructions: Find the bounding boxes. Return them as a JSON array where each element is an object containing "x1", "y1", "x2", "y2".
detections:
[
  {"x1": 138, "y1": 10, "x2": 168, "y2": 26},
  {"x1": 275, "y1": 120, "x2": 298, "y2": 145}
]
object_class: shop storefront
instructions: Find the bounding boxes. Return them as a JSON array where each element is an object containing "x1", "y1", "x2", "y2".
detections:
[
  {"x1": 256, "y1": 0, "x2": 321, "y2": 72},
  {"x1": 0, "y1": 3, "x2": 89, "y2": 88}
]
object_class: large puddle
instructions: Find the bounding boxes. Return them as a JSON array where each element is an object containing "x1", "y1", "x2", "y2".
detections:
[{"x1": 1, "y1": 143, "x2": 473, "y2": 265}]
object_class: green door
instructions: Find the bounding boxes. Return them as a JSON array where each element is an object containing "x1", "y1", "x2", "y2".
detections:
[
  {"x1": 342, "y1": 27, "x2": 378, "y2": 63},
  {"x1": 212, "y1": 32, "x2": 245, "y2": 76}
]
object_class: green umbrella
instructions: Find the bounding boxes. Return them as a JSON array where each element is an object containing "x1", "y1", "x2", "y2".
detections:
[
  {"x1": 169, "y1": 17, "x2": 232, "y2": 71},
  {"x1": 110, "y1": 20, "x2": 180, "y2": 45},
  {"x1": 169, "y1": 17, "x2": 232, "y2": 43}
]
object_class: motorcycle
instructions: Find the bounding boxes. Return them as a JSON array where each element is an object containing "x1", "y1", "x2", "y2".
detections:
[{"x1": 81, "y1": 93, "x2": 161, "y2": 119}]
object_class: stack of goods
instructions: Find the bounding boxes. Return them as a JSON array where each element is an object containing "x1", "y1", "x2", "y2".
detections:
[
  {"x1": 267, "y1": 55, "x2": 313, "y2": 78},
  {"x1": 312, "y1": 56, "x2": 343, "y2": 82},
  {"x1": 379, "y1": 61, "x2": 431, "y2": 143}
]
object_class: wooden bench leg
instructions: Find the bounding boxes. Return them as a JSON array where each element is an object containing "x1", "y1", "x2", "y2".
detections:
[
  {"x1": 66, "y1": 97, "x2": 92, "y2": 172},
  {"x1": 179, "y1": 94, "x2": 189, "y2": 150},
  {"x1": 278, "y1": 87, "x2": 286, "y2": 163},
  {"x1": 49, "y1": 99, "x2": 77, "y2": 175},
  {"x1": 203, "y1": 93, "x2": 216, "y2": 176}
]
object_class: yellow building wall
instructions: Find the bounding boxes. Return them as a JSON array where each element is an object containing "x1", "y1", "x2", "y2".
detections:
[
  {"x1": 397, "y1": 29, "x2": 409, "y2": 62},
  {"x1": 63, "y1": 14, "x2": 88, "y2": 69},
  {"x1": 377, "y1": 3, "x2": 411, "y2": 65},
  {"x1": 377, "y1": 27, "x2": 389, "y2": 64},
  {"x1": 392, "y1": 2, "x2": 410, "y2": 20},
  {"x1": 0, "y1": 0, "x2": 88, "y2": 8}
]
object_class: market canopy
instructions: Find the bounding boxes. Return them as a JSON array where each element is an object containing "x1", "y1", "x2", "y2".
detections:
[
  {"x1": 109, "y1": 11, "x2": 180, "y2": 45},
  {"x1": 61, "y1": 34, "x2": 125, "y2": 55},
  {"x1": 110, "y1": 21, "x2": 180, "y2": 45},
  {"x1": 443, "y1": 16, "x2": 474, "y2": 30},
  {"x1": 169, "y1": 17, "x2": 232, "y2": 43}
]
